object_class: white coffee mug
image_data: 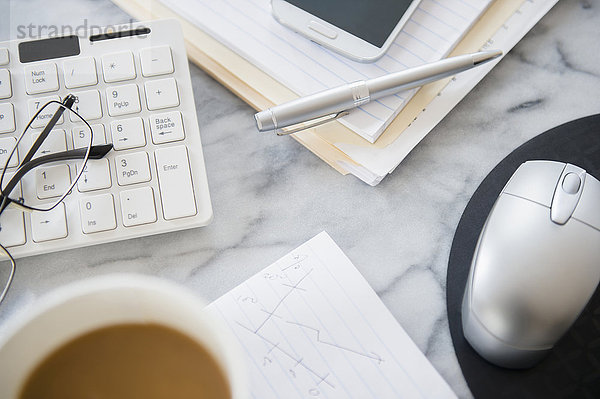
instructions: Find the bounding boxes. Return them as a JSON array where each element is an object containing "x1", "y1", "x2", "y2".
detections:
[{"x1": 0, "y1": 274, "x2": 247, "y2": 399}]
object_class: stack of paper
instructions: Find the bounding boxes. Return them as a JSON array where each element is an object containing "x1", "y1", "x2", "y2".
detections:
[
  {"x1": 112, "y1": 0, "x2": 559, "y2": 185},
  {"x1": 162, "y1": 0, "x2": 491, "y2": 143}
]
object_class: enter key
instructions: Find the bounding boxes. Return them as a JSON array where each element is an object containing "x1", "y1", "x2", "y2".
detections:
[{"x1": 155, "y1": 145, "x2": 197, "y2": 220}]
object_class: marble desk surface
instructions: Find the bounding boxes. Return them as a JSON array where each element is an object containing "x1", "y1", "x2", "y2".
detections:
[{"x1": 1, "y1": 0, "x2": 599, "y2": 397}]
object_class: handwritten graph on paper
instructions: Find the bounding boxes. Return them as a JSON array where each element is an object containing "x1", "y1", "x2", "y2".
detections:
[{"x1": 207, "y1": 232, "x2": 456, "y2": 398}]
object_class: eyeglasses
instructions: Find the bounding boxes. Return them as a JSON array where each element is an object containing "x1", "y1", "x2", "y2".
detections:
[{"x1": 0, "y1": 94, "x2": 113, "y2": 305}]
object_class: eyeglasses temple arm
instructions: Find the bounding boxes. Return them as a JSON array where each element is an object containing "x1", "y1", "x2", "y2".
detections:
[{"x1": 0, "y1": 242, "x2": 15, "y2": 306}]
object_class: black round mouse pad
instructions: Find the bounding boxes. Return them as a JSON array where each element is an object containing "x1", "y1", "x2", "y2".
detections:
[{"x1": 447, "y1": 114, "x2": 600, "y2": 399}]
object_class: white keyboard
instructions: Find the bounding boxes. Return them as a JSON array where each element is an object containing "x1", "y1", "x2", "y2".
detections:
[{"x1": 0, "y1": 20, "x2": 213, "y2": 259}]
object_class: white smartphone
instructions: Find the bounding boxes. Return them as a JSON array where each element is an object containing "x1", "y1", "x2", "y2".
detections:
[{"x1": 271, "y1": 0, "x2": 422, "y2": 63}]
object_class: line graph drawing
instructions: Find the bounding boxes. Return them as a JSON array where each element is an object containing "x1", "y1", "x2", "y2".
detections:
[
  {"x1": 252, "y1": 269, "x2": 312, "y2": 333},
  {"x1": 234, "y1": 267, "x2": 337, "y2": 394},
  {"x1": 233, "y1": 259, "x2": 387, "y2": 397},
  {"x1": 236, "y1": 322, "x2": 335, "y2": 389},
  {"x1": 286, "y1": 320, "x2": 384, "y2": 364}
]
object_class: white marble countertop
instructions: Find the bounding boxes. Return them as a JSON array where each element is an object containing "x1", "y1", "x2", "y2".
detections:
[{"x1": 1, "y1": 0, "x2": 599, "y2": 397}]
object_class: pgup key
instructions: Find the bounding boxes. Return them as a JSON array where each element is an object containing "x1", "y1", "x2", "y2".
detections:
[{"x1": 106, "y1": 84, "x2": 141, "y2": 116}]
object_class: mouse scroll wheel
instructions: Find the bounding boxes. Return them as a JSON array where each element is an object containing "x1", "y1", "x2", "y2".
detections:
[
  {"x1": 562, "y1": 173, "x2": 581, "y2": 194},
  {"x1": 551, "y1": 165, "x2": 586, "y2": 225}
]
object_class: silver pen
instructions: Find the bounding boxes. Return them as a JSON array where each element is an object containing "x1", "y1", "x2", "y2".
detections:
[{"x1": 255, "y1": 49, "x2": 502, "y2": 135}]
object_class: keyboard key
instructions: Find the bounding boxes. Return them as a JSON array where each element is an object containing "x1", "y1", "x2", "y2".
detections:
[
  {"x1": 0, "y1": 103, "x2": 15, "y2": 133},
  {"x1": 155, "y1": 145, "x2": 196, "y2": 220},
  {"x1": 0, "y1": 137, "x2": 18, "y2": 168},
  {"x1": 110, "y1": 117, "x2": 146, "y2": 150},
  {"x1": 31, "y1": 129, "x2": 67, "y2": 155},
  {"x1": 64, "y1": 56, "x2": 98, "y2": 88},
  {"x1": 36, "y1": 164, "x2": 71, "y2": 199},
  {"x1": 145, "y1": 78, "x2": 179, "y2": 110},
  {"x1": 102, "y1": 51, "x2": 136, "y2": 83},
  {"x1": 106, "y1": 84, "x2": 141, "y2": 116},
  {"x1": 28, "y1": 95, "x2": 63, "y2": 128},
  {"x1": 140, "y1": 46, "x2": 174, "y2": 77},
  {"x1": 0, "y1": 49, "x2": 9, "y2": 66},
  {"x1": 31, "y1": 203, "x2": 68, "y2": 242},
  {"x1": 72, "y1": 124, "x2": 106, "y2": 148},
  {"x1": 80, "y1": 194, "x2": 117, "y2": 234},
  {"x1": 76, "y1": 159, "x2": 112, "y2": 192},
  {"x1": 120, "y1": 186, "x2": 157, "y2": 227},
  {"x1": 115, "y1": 151, "x2": 151, "y2": 186},
  {"x1": 71, "y1": 90, "x2": 102, "y2": 121},
  {"x1": 0, "y1": 208, "x2": 25, "y2": 247},
  {"x1": 150, "y1": 111, "x2": 185, "y2": 144},
  {"x1": 0, "y1": 69, "x2": 12, "y2": 99},
  {"x1": 24, "y1": 62, "x2": 59, "y2": 95}
]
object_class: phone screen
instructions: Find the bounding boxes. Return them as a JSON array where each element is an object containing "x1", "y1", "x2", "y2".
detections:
[{"x1": 285, "y1": 0, "x2": 415, "y2": 48}]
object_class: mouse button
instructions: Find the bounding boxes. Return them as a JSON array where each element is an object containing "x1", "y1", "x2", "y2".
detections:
[
  {"x1": 572, "y1": 173, "x2": 600, "y2": 231},
  {"x1": 503, "y1": 161, "x2": 565, "y2": 206},
  {"x1": 550, "y1": 164, "x2": 586, "y2": 224}
]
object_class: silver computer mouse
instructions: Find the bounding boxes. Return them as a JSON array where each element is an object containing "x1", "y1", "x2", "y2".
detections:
[{"x1": 462, "y1": 160, "x2": 600, "y2": 369}]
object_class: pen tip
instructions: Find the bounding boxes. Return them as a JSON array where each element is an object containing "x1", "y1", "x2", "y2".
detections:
[
  {"x1": 255, "y1": 109, "x2": 277, "y2": 132},
  {"x1": 254, "y1": 113, "x2": 263, "y2": 130},
  {"x1": 473, "y1": 49, "x2": 503, "y2": 65}
]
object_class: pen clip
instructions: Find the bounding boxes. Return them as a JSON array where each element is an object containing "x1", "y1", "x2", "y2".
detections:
[{"x1": 276, "y1": 110, "x2": 350, "y2": 136}]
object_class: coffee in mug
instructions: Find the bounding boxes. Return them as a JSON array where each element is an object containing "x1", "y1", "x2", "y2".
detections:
[
  {"x1": 20, "y1": 323, "x2": 231, "y2": 399},
  {"x1": 0, "y1": 275, "x2": 246, "y2": 399}
]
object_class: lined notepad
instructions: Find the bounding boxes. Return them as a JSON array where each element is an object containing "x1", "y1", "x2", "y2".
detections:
[
  {"x1": 160, "y1": 0, "x2": 492, "y2": 142},
  {"x1": 207, "y1": 232, "x2": 457, "y2": 398}
]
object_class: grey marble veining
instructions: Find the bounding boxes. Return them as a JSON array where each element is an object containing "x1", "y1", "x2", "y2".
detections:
[{"x1": 1, "y1": 0, "x2": 599, "y2": 397}]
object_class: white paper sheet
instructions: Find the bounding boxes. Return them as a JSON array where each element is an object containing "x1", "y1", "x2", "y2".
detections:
[
  {"x1": 207, "y1": 232, "x2": 457, "y2": 399},
  {"x1": 334, "y1": 0, "x2": 560, "y2": 185},
  {"x1": 161, "y1": 0, "x2": 491, "y2": 142}
]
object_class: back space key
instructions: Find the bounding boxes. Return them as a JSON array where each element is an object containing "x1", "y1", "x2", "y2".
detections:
[{"x1": 155, "y1": 145, "x2": 197, "y2": 220}]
